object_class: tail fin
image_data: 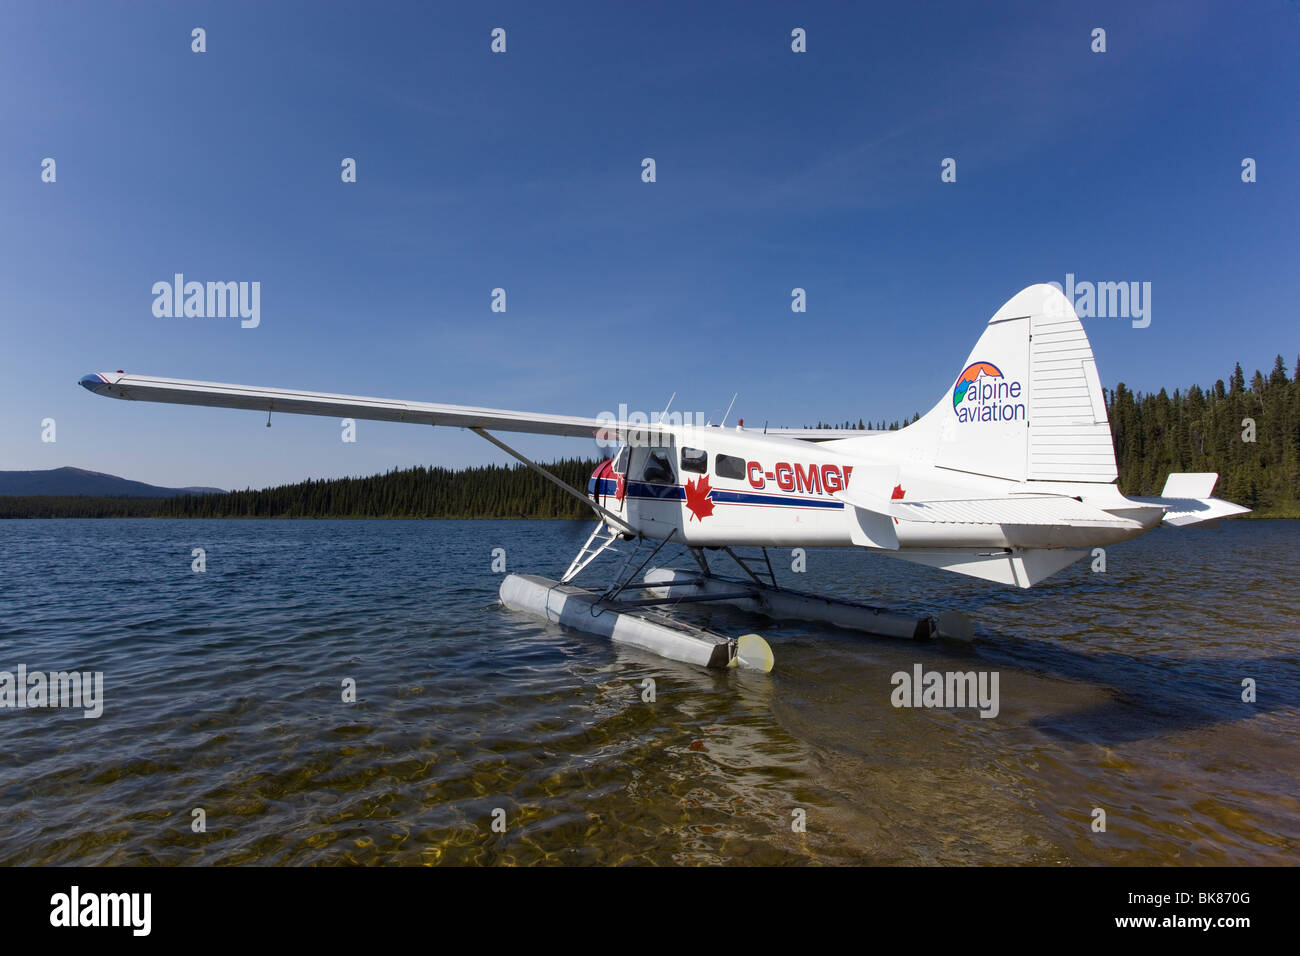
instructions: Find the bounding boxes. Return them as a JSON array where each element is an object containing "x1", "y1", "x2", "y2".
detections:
[{"x1": 841, "y1": 284, "x2": 1117, "y2": 484}]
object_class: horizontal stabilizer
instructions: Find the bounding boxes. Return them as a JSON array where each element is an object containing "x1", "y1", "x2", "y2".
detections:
[
  {"x1": 891, "y1": 495, "x2": 1130, "y2": 527},
  {"x1": 1133, "y1": 495, "x2": 1251, "y2": 527},
  {"x1": 836, "y1": 487, "x2": 1130, "y2": 527},
  {"x1": 1133, "y1": 473, "x2": 1251, "y2": 527}
]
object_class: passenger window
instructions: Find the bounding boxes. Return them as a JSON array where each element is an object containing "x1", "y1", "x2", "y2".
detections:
[
  {"x1": 641, "y1": 450, "x2": 675, "y2": 484},
  {"x1": 680, "y1": 447, "x2": 707, "y2": 474},
  {"x1": 715, "y1": 454, "x2": 746, "y2": 480}
]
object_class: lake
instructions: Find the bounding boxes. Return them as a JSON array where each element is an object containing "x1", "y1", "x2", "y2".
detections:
[{"x1": 1, "y1": 518, "x2": 1296, "y2": 865}]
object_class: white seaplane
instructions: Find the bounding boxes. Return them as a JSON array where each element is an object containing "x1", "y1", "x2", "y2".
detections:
[{"x1": 81, "y1": 284, "x2": 1247, "y2": 673}]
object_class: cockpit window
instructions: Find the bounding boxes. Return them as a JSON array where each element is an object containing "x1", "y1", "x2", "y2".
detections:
[
  {"x1": 640, "y1": 450, "x2": 675, "y2": 484},
  {"x1": 680, "y1": 447, "x2": 707, "y2": 474},
  {"x1": 613, "y1": 446, "x2": 630, "y2": 474}
]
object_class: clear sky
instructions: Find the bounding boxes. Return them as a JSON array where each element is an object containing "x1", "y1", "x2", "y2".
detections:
[{"x1": 2, "y1": 1, "x2": 1296, "y2": 490}]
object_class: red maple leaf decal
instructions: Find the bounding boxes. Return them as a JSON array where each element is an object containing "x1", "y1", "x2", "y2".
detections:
[
  {"x1": 891, "y1": 484, "x2": 906, "y2": 500},
  {"x1": 684, "y1": 474, "x2": 715, "y2": 521}
]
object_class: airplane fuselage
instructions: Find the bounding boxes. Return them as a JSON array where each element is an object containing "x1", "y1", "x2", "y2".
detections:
[{"x1": 588, "y1": 423, "x2": 1159, "y2": 553}]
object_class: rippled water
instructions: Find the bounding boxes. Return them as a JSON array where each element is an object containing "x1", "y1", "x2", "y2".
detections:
[{"x1": 1, "y1": 518, "x2": 1296, "y2": 865}]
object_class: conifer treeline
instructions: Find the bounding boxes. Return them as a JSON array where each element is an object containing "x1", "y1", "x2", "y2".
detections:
[
  {"x1": 1110, "y1": 357, "x2": 1299, "y2": 512},
  {"x1": 4, "y1": 359, "x2": 1297, "y2": 519},
  {"x1": 155, "y1": 458, "x2": 601, "y2": 519},
  {"x1": 806, "y1": 416, "x2": 921, "y2": 431},
  {"x1": 0, "y1": 496, "x2": 164, "y2": 518}
]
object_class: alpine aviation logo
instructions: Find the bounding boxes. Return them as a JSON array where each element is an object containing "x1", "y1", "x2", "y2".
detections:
[{"x1": 952, "y1": 361, "x2": 1027, "y2": 423}]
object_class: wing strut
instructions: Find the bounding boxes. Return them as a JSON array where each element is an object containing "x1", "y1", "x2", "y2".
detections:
[{"x1": 471, "y1": 428, "x2": 631, "y2": 533}]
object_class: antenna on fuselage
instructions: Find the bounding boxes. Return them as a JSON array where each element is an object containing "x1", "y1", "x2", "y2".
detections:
[
  {"x1": 657, "y1": 392, "x2": 676, "y2": 425},
  {"x1": 720, "y1": 393, "x2": 738, "y2": 428}
]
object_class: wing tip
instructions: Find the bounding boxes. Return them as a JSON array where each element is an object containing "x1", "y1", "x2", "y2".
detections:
[{"x1": 79, "y1": 372, "x2": 111, "y2": 394}]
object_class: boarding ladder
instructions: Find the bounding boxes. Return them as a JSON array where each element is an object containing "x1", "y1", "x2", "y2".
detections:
[{"x1": 562, "y1": 522, "x2": 622, "y2": 584}]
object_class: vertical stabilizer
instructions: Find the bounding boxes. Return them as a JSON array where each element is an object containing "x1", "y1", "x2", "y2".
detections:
[{"x1": 847, "y1": 284, "x2": 1118, "y2": 484}]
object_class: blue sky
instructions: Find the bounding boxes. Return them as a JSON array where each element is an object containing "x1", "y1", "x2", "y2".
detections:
[{"x1": 2, "y1": 0, "x2": 1297, "y2": 489}]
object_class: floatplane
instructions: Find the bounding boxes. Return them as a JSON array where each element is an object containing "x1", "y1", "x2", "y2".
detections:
[{"x1": 81, "y1": 285, "x2": 1247, "y2": 673}]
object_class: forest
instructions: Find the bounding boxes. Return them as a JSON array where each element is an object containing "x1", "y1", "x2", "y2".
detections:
[{"x1": 3, "y1": 357, "x2": 1296, "y2": 519}]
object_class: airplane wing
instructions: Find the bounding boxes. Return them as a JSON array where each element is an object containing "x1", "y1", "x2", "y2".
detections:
[{"x1": 79, "y1": 371, "x2": 640, "y2": 441}]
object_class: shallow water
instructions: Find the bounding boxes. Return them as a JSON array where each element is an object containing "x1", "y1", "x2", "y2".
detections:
[{"x1": 0, "y1": 518, "x2": 1296, "y2": 865}]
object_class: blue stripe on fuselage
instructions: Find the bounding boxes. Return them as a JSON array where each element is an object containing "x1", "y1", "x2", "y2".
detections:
[
  {"x1": 625, "y1": 480, "x2": 684, "y2": 500},
  {"x1": 591, "y1": 478, "x2": 844, "y2": 510},
  {"x1": 711, "y1": 489, "x2": 843, "y2": 509}
]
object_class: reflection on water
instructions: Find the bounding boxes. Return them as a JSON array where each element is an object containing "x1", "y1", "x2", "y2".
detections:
[{"x1": 0, "y1": 518, "x2": 1296, "y2": 865}]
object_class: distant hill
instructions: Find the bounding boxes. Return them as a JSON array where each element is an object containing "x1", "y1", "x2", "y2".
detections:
[
  {"x1": 0, "y1": 460, "x2": 602, "y2": 520},
  {"x1": 0, "y1": 467, "x2": 224, "y2": 498}
]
